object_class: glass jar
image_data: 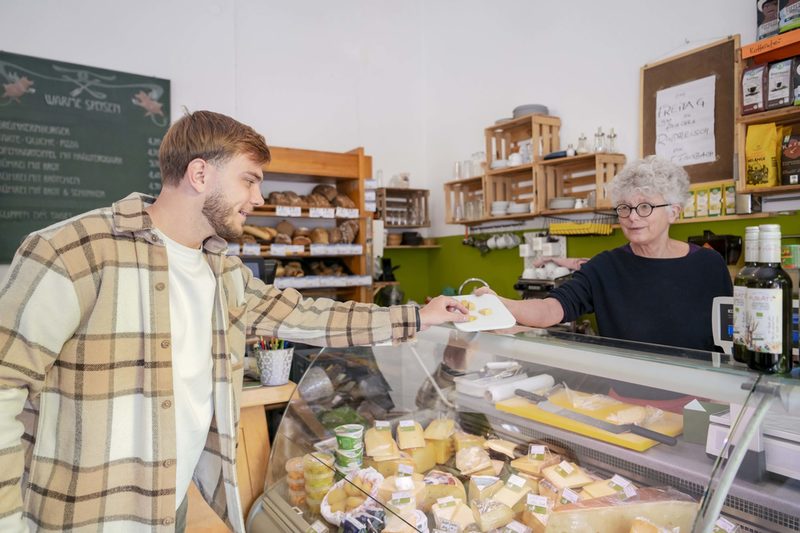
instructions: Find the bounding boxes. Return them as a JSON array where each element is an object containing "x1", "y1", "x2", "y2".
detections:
[
  {"x1": 593, "y1": 127, "x2": 606, "y2": 153},
  {"x1": 606, "y1": 128, "x2": 617, "y2": 153},
  {"x1": 576, "y1": 133, "x2": 589, "y2": 154}
]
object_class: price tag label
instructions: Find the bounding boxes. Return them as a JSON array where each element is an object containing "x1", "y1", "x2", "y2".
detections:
[
  {"x1": 559, "y1": 487, "x2": 580, "y2": 505},
  {"x1": 375, "y1": 420, "x2": 390, "y2": 431},
  {"x1": 309, "y1": 207, "x2": 335, "y2": 218},
  {"x1": 242, "y1": 242, "x2": 261, "y2": 256},
  {"x1": 391, "y1": 491, "x2": 412, "y2": 505},
  {"x1": 306, "y1": 520, "x2": 328, "y2": 533},
  {"x1": 712, "y1": 517, "x2": 738, "y2": 533},
  {"x1": 398, "y1": 419, "x2": 415, "y2": 431},
  {"x1": 528, "y1": 445, "x2": 546, "y2": 460},
  {"x1": 502, "y1": 520, "x2": 531, "y2": 533},
  {"x1": 526, "y1": 494, "x2": 550, "y2": 516},
  {"x1": 436, "y1": 496, "x2": 457, "y2": 508},
  {"x1": 270, "y1": 244, "x2": 305, "y2": 256},
  {"x1": 335, "y1": 207, "x2": 359, "y2": 218},
  {"x1": 554, "y1": 460, "x2": 575, "y2": 477},
  {"x1": 506, "y1": 474, "x2": 526, "y2": 491},
  {"x1": 622, "y1": 484, "x2": 638, "y2": 499},
  {"x1": 397, "y1": 463, "x2": 414, "y2": 477},
  {"x1": 438, "y1": 520, "x2": 460, "y2": 533},
  {"x1": 226, "y1": 242, "x2": 241, "y2": 256},
  {"x1": 276, "y1": 205, "x2": 301, "y2": 217}
]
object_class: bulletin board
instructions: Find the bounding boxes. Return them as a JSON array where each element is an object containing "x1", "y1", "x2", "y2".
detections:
[{"x1": 640, "y1": 36, "x2": 740, "y2": 184}]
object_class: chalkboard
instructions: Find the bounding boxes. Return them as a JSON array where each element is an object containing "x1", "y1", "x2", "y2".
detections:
[
  {"x1": 0, "y1": 51, "x2": 170, "y2": 262},
  {"x1": 640, "y1": 36, "x2": 739, "y2": 184}
]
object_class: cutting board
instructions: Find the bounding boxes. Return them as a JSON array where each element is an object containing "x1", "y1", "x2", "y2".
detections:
[
  {"x1": 496, "y1": 390, "x2": 683, "y2": 452},
  {"x1": 453, "y1": 293, "x2": 516, "y2": 332}
]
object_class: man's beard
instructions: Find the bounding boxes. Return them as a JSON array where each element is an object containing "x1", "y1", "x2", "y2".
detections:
[{"x1": 202, "y1": 189, "x2": 242, "y2": 241}]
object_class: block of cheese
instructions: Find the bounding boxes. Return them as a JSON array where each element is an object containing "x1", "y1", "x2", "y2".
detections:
[
  {"x1": 537, "y1": 478, "x2": 559, "y2": 503},
  {"x1": 377, "y1": 473, "x2": 425, "y2": 506},
  {"x1": 471, "y1": 499, "x2": 514, "y2": 531},
  {"x1": 421, "y1": 470, "x2": 466, "y2": 511},
  {"x1": 516, "y1": 472, "x2": 540, "y2": 494},
  {"x1": 511, "y1": 453, "x2": 561, "y2": 478},
  {"x1": 432, "y1": 498, "x2": 477, "y2": 531},
  {"x1": 607, "y1": 405, "x2": 647, "y2": 425},
  {"x1": 456, "y1": 446, "x2": 492, "y2": 475},
  {"x1": 453, "y1": 431, "x2": 486, "y2": 452},
  {"x1": 468, "y1": 475, "x2": 504, "y2": 503},
  {"x1": 581, "y1": 479, "x2": 622, "y2": 501},
  {"x1": 363, "y1": 453, "x2": 415, "y2": 478},
  {"x1": 629, "y1": 516, "x2": 677, "y2": 533},
  {"x1": 424, "y1": 418, "x2": 455, "y2": 440},
  {"x1": 491, "y1": 474, "x2": 532, "y2": 513},
  {"x1": 542, "y1": 461, "x2": 594, "y2": 491},
  {"x1": 427, "y1": 437, "x2": 454, "y2": 465},
  {"x1": 485, "y1": 438, "x2": 518, "y2": 459},
  {"x1": 397, "y1": 420, "x2": 425, "y2": 450},
  {"x1": 522, "y1": 494, "x2": 553, "y2": 533},
  {"x1": 544, "y1": 488, "x2": 699, "y2": 533},
  {"x1": 408, "y1": 441, "x2": 437, "y2": 473},
  {"x1": 365, "y1": 425, "x2": 398, "y2": 457}
]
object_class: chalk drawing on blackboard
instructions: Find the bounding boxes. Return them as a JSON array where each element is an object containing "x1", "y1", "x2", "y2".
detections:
[
  {"x1": 0, "y1": 58, "x2": 167, "y2": 126},
  {"x1": 654, "y1": 74, "x2": 717, "y2": 167}
]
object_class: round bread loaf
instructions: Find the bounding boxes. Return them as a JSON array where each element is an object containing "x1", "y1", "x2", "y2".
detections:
[
  {"x1": 268, "y1": 191, "x2": 288, "y2": 206},
  {"x1": 312, "y1": 184, "x2": 338, "y2": 203},
  {"x1": 294, "y1": 226, "x2": 311, "y2": 237},
  {"x1": 274, "y1": 233, "x2": 292, "y2": 245},
  {"x1": 283, "y1": 191, "x2": 303, "y2": 206},
  {"x1": 276, "y1": 220, "x2": 295, "y2": 237},
  {"x1": 292, "y1": 235, "x2": 311, "y2": 246},
  {"x1": 328, "y1": 227, "x2": 343, "y2": 244},
  {"x1": 333, "y1": 194, "x2": 356, "y2": 208},
  {"x1": 310, "y1": 227, "x2": 329, "y2": 244}
]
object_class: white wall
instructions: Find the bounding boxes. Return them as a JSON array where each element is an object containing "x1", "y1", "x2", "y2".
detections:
[{"x1": 0, "y1": 0, "x2": 757, "y2": 283}]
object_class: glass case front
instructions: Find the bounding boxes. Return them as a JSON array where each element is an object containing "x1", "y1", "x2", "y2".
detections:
[{"x1": 247, "y1": 325, "x2": 800, "y2": 533}]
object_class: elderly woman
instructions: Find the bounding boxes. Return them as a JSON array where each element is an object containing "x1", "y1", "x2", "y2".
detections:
[{"x1": 480, "y1": 155, "x2": 732, "y2": 352}]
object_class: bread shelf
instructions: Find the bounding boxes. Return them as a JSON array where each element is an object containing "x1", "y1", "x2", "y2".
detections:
[
  {"x1": 251, "y1": 205, "x2": 360, "y2": 219},
  {"x1": 384, "y1": 245, "x2": 441, "y2": 249}
]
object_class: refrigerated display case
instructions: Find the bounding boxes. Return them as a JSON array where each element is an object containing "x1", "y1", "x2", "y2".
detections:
[{"x1": 246, "y1": 325, "x2": 800, "y2": 532}]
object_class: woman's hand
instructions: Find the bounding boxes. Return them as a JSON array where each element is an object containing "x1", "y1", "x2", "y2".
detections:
[
  {"x1": 418, "y1": 295, "x2": 470, "y2": 331},
  {"x1": 473, "y1": 286, "x2": 497, "y2": 297}
]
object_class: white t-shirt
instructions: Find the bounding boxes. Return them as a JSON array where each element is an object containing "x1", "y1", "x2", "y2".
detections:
[{"x1": 156, "y1": 229, "x2": 216, "y2": 509}]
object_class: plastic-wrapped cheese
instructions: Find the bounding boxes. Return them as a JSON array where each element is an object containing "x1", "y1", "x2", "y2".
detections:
[
  {"x1": 376, "y1": 473, "x2": 426, "y2": 506},
  {"x1": 453, "y1": 431, "x2": 486, "y2": 452},
  {"x1": 580, "y1": 477, "x2": 636, "y2": 501},
  {"x1": 432, "y1": 498, "x2": 477, "y2": 531},
  {"x1": 421, "y1": 470, "x2": 466, "y2": 511},
  {"x1": 456, "y1": 446, "x2": 492, "y2": 475},
  {"x1": 364, "y1": 425, "x2": 397, "y2": 457},
  {"x1": 511, "y1": 452, "x2": 562, "y2": 478},
  {"x1": 424, "y1": 418, "x2": 455, "y2": 440},
  {"x1": 522, "y1": 494, "x2": 553, "y2": 533},
  {"x1": 544, "y1": 487, "x2": 699, "y2": 532},
  {"x1": 542, "y1": 461, "x2": 594, "y2": 491},
  {"x1": 468, "y1": 475, "x2": 504, "y2": 503},
  {"x1": 427, "y1": 437, "x2": 454, "y2": 465},
  {"x1": 408, "y1": 441, "x2": 437, "y2": 473},
  {"x1": 397, "y1": 420, "x2": 425, "y2": 450},
  {"x1": 471, "y1": 499, "x2": 514, "y2": 531},
  {"x1": 485, "y1": 438, "x2": 518, "y2": 458},
  {"x1": 491, "y1": 474, "x2": 532, "y2": 513},
  {"x1": 363, "y1": 453, "x2": 414, "y2": 478}
]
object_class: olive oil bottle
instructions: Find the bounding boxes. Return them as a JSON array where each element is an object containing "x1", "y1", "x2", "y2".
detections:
[
  {"x1": 745, "y1": 224, "x2": 793, "y2": 374},
  {"x1": 733, "y1": 226, "x2": 760, "y2": 363}
]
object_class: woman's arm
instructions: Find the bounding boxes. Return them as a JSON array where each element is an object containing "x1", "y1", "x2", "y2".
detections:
[{"x1": 475, "y1": 287, "x2": 565, "y2": 327}]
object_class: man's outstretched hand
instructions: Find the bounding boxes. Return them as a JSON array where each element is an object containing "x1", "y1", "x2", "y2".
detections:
[{"x1": 418, "y1": 295, "x2": 470, "y2": 331}]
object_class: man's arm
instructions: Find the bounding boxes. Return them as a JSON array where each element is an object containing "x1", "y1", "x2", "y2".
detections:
[{"x1": 0, "y1": 235, "x2": 80, "y2": 532}]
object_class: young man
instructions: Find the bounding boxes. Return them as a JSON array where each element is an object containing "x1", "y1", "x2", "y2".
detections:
[{"x1": 0, "y1": 110, "x2": 467, "y2": 532}]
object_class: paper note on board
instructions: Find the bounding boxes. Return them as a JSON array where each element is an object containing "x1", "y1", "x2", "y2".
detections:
[{"x1": 655, "y1": 74, "x2": 716, "y2": 166}]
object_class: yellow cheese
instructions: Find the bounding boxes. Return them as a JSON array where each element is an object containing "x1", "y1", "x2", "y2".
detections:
[
  {"x1": 607, "y1": 405, "x2": 647, "y2": 425},
  {"x1": 408, "y1": 441, "x2": 437, "y2": 473},
  {"x1": 468, "y1": 475, "x2": 504, "y2": 502},
  {"x1": 542, "y1": 462, "x2": 594, "y2": 491},
  {"x1": 377, "y1": 473, "x2": 425, "y2": 506},
  {"x1": 471, "y1": 500, "x2": 514, "y2": 531},
  {"x1": 421, "y1": 470, "x2": 466, "y2": 511},
  {"x1": 516, "y1": 472, "x2": 540, "y2": 494},
  {"x1": 363, "y1": 453, "x2": 415, "y2": 478},
  {"x1": 522, "y1": 495, "x2": 553, "y2": 533},
  {"x1": 427, "y1": 437, "x2": 454, "y2": 465},
  {"x1": 544, "y1": 488, "x2": 699, "y2": 532},
  {"x1": 485, "y1": 438, "x2": 518, "y2": 458},
  {"x1": 537, "y1": 479, "x2": 559, "y2": 503},
  {"x1": 365, "y1": 426, "x2": 398, "y2": 457},
  {"x1": 491, "y1": 475, "x2": 532, "y2": 513},
  {"x1": 456, "y1": 446, "x2": 492, "y2": 475},
  {"x1": 397, "y1": 420, "x2": 425, "y2": 450},
  {"x1": 432, "y1": 499, "x2": 477, "y2": 531},
  {"x1": 580, "y1": 479, "x2": 620, "y2": 500},
  {"x1": 424, "y1": 418, "x2": 455, "y2": 440},
  {"x1": 511, "y1": 453, "x2": 562, "y2": 477},
  {"x1": 453, "y1": 431, "x2": 486, "y2": 452}
]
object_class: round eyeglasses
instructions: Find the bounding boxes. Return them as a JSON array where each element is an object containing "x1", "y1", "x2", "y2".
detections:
[{"x1": 614, "y1": 203, "x2": 670, "y2": 218}]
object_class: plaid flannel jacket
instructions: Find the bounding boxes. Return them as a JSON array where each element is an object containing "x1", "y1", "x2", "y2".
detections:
[{"x1": 0, "y1": 193, "x2": 419, "y2": 532}]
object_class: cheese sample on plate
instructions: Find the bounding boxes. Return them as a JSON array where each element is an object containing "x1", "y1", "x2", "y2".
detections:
[
  {"x1": 427, "y1": 437, "x2": 454, "y2": 465},
  {"x1": 453, "y1": 431, "x2": 486, "y2": 452},
  {"x1": 364, "y1": 422, "x2": 397, "y2": 457},
  {"x1": 542, "y1": 461, "x2": 594, "y2": 491},
  {"x1": 421, "y1": 470, "x2": 466, "y2": 511},
  {"x1": 469, "y1": 475, "x2": 504, "y2": 502},
  {"x1": 491, "y1": 474, "x2": 532, "y2": 513},
  {"x1": 456, "y1": 445, "x2": 492, "y2": 475},
  {"x1": 543, "y1": 487, "x2": 699, "y2": 532},
  {"x1": 397, "y1": 420, "x2": 425, "y2": 450},
  {"x1": 511, "y1": 452, "x2": 561, "y2": 477},
  {"x1": 424, "y1": 418, "x2": 455, "y2": 440},
  {"x1": 408, "y1": 441, "x2": 437, "y2": 473}
]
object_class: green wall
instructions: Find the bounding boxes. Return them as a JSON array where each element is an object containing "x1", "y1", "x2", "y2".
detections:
[{"x1": 385, "y1": 213, "x2": 800, "y2": 303}]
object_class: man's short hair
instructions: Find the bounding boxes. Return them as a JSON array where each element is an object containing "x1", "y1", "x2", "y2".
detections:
[{"x1": 158, "y1": 110, "x2": 271, "y2": 187}]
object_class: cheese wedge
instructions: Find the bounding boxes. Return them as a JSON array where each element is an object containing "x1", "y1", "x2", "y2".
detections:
[
  {"x1": 424, "y1": 418, "x2": 455, "y2": 440},
  {"x1": 397, "y1": 420, "x2": 425, "y2": 449},
  {"x1": 468, "y1": 475, "x2": 504, "y2": 503},
  {"x1": 492, "y1": 475, "x2": 532, "y2": 513},
  {"x1": 363, "y1": 453, "x2": 415, "y2": 478},
  {"x1": 427, "y1": 437, "x2": 454, "y2": 465},
  {"x1": 542, "y1": 462, "x2": 594, "y2": 491},
  {"x1": 580, "y1": 479, "x2": 620, "y2": 500},
  {"x1": 456, "y1": 446, "x2": 492, "y2": 475},
  {"x1": 522, "y1": 495, "x2": 553, "y2": 533},
  {"x1": 408, "y1": 441, "x2": 437, "y2": 473},
  {"x1": 544, "y1": 488, "x2": 699, "y2": 533},
  {"x1": 511, "y1": 453, "x2": 561, "y2": 478},
  {"x1": 432, "y1": 500, "x2": 477, "y2": 531},
  {"x1": 365, "y1": 426, "x2": 398, "y2": 457},
  {"x1": 453, "y1": 431, "x2": 486, "y2": 452},
  {"x1": 471, "y1": 500, "x2": 514, "y2": 531},
  {"x1": 377, "y1": 473, "x2": 425, "y2": 505},
  {"x1": 607, "y1": 405, "x2": 647, "y2": 425},
  {"x1": 421, "y1": 470, "x2": 466, "y2": 511},
  {"x1": 485, "y1": 438, "x2": 518, "y2": 459}
]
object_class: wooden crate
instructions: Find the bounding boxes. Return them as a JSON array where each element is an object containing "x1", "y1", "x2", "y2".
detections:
[
  {"x1": 537, "y1": 153, "x2": 626, "y2": 212},
  {"x1": 483, "y1": 167, "x2": 538, "y2": 213},
  {"x1": 485, "y1": 114, "x2": 561, "y2": 164},
  {"x1": 443, "y1": 176, "x2": 485, "y2": 223},
  {"x1": 376, "y1": 188, "x2": 430, "y2": 228}
]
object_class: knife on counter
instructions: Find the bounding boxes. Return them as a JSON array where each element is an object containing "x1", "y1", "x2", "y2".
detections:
[{"x1": 514, "y1": 389, "x2": 678, "y2": 446}]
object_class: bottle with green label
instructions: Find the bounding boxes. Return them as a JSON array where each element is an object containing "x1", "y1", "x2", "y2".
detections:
[
  {"x1": 745, "y1": 224, "x2": 793, "y2": 374},
  {"x1": 732, "y1": 226, "x2": 759, "y2": 363}
]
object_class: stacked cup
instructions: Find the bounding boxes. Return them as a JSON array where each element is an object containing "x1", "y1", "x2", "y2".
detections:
[
  {"x1": 334, "y1": 423, "x2": 364, "y2": 478},
  {"x1": 303, "y1": 451, "x2": 335, "y2": 514},
  {"x1": 286, "y1": 456, "x2": 306, "y2": 506}
]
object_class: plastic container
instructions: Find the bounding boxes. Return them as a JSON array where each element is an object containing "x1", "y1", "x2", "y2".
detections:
[
  {"x1": 306, "y1": 493, "x2": 323, "y2": 514},
  {"x1": 303, "y1": 452, "x2": 334, "y2": 476},
  {"x1": 334, "y1": 424, "x2": 364, "y2": 450},
  {"x1": 335, "y1": 447, "x2": 364, "y2": 468},
  {"x1": 286, "y1": 456, "x2": 305, "y2": 480},
  {"x1": 287, "y1": 488, "x2": 306, "y2": 506},
  {"x1": 287, "y1": 477, "x2": 305, "y2": 491},
  {"x1": 305, "y1": 482, "x2": 333, "y2": 501}
]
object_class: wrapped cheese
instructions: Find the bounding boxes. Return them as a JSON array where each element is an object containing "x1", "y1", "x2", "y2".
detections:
[
  {"x1": 453, "y1": 431, "x2": 486, "y2": 452},
  {"x1": 485, "y1": 438, "x2": 518, "y2": 459},
  {"x1": 544, "y1": 487, "x2": 698, "y2": 532},
  {"x1": 432, "y1": 496, "x2": 477, "y2": 531},
  {"x1": 421, "y1": 470, "x2": 467, "y2": 511},
  {"x1": 363, "y1": 453, "x2": 414, "y2": 478},
  {"x1": 522, "y1": 494, "x2": 554, "y2": 533},
  {"x1": 511, "y1": 452, "x2": 561, "y2": 478},
  {"x1": 456, "y1": 446, "x2": 492, "y2": 475},
  {"x1": 491, "y1": 474, "x2": 532, "y2": 513},
  {"x1": 377, "y1": 473, "x2": 426, "y2": 506},
  {"x1": 471, "y1": 498, "x2": 514, "y2": 532},
  {"x1": 397, "y1": 420, "x2": 425, "y2": 450},
  {"x1": 427, "y1": 437, "x2": 454, "y2": 465},
  {"x1": 408, "y1": 441, "x2": 437, "y2": 473},
  {"x1": 364, "y1": 422, "x2": 397, "y2": 457},
  {"x1": 424, "y1": 418, "x2": 455, "y2": 440},
  {"x1": 542, "y1": 461, "x2": 594, "y2": 491},
  {"x1": 580, "y1": 479, "x2": 619, "y2": 501},
  {"x1": 468, "y1": 475, "x2": 504, "y2": 503}
]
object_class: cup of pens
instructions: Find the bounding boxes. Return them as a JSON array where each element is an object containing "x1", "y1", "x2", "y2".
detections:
[{"x1": 255, "y1": 338, "x2": 293, "y2": 387}]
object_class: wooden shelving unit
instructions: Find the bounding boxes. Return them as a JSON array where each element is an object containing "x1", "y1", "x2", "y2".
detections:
[
  {"x1": 376, "y1": 187, "x2": 431, "y2": 228},
  {"x1": 384, "y1": 245, "x2": 441, "y2": 249}
]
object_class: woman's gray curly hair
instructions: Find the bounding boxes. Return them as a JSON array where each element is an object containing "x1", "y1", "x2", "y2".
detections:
[{"x1": 606, "y1": 155, "x2": 690, "y2": 206}]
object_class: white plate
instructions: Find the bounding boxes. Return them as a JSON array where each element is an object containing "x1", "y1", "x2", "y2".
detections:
[{"x1": 453, "y1": 293, "x2": 516, "y2": 332}]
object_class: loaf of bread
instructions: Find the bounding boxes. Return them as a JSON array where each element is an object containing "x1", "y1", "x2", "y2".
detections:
[
  {"x1": 292, "y1": 235, "x2": 311, "y2": 246},
  {"x1": 334, "y1": 194, "x2": 356, "y2": 208},
  {"x1": 303, "y1": 193, "x2": 330, "y2": 207},
  {"x1": 242, "y1": 225, "x2": 277, "y2": 243},
  {"x1": 267, "y1": 191, "x2": 287, "y2": 205},
  {"x1": 328, "y1": 227, "x2": 343, "y2": 244},
  {"x1": 310, "y1": 227, "x2": 329, "y2": 244},
  {"x1": 283, "y1": 191, "x2": 302, "y2": 206},
  {"x1": 284, "y1": 261, "x2": 304, "y2": 277},
  {"x1": 274, "y1": 233, "x2": 292, "y2": 245},
  {"x1": 312, "y1": 184, "x2": 338, "y2": 203},
  {"x1": 338, "y1": 220, "x2": 359, "y2": 243},
  {"x1": 276, "y1": 220, "x2": 295, "y2": 238},
  {"x1": 294, "y1": 226, "x2": 311, "y2": 237}
]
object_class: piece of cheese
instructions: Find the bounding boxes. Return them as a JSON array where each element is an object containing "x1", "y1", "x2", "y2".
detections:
[
  {"x1": 522, "y1": 495, "x2": 553, "y2": 533},
  {"x1": 427, "y1": 437, "x2": 454, "y2": 465},
  {"x1": 492, "y1": 475, "x2": 532, "y2": 513},
  {"x1": 432, "y1": 499, "x2": 477, "y2": 532},
  {"x1": 421, "y1": 470, "x2": 467, "y2": 511},
  {"x1": 542, "y1": 462, "x2": 594, "y2": 491},
  {"x1": 607, "y1": 405, "x2": 647, "y2": 425},
  {"x1": 363, "y1": 453, "x2": 414, "y2": 478},
  {"x1": 377, "y1": 474, "x2": 426, "y2": 506},
  {"x1": 456, "y1": 446, "x2": 492, "y2": 475},
  {"x1": 365, "y1": 426, "x2": 397, "y2": 457},
  {"x1": 397, "y1": 420, "x2": 425, "y2": 450},
  {"x1": 516, "y1": 472, "x2": 540, "y2": 494},
  {"x1": 485, "y1": 438, "x2": 518, "y2": 459},
  {"x1": 580, "y1": 479, "x2": 621, "y2": 500},
  {"x1": 629, "y1": 516, "x2": 675, "y2": 533},
  {"x1": 453, "y1": 431, "x2": 486, "y2": 452},
  {"x1": 407, "y1": 441, "x2": 437, "y2": 473},
  {"x1": 511, "y1": 453, "x2": 562, "y2": 478},
  {"x1": 544, "y1": 488, "x2": 699, "y2": 533},
  {"x1": 468, "y1": 475, "x2": 504, "y2": 503},
  {"x1": 424, "y1": 418, "x2": 455, "y2": 440},
  {"x1": 471, "y1": 500, "x2": 514, "y2": 531}
]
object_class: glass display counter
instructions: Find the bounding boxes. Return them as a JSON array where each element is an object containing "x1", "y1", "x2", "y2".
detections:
[{"x1": 246, "y1": 325, "x2": 800, "y2": 533}]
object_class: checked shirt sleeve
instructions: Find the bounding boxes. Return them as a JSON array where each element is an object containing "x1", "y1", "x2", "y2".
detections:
[{"x1": 0, "y1": 235, "x2": 80, "y2": 532}]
